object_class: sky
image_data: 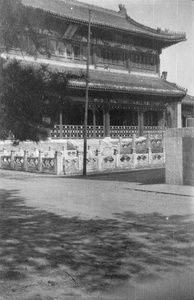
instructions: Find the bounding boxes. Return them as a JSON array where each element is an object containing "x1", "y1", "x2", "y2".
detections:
[{"x1": 78, "y1": 0, "x2": 194, "y2": 96}]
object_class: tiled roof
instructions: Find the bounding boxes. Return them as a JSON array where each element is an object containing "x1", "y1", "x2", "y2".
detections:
[
  {"x1": 21, "y1": 0, "x2": 186, "y2": 45},
  {"x1": 14, "y1": 58, "x2": 186, "y2": 97},
  {"x1": 69, "y1": 71, "x2": 186, "y2": 96},
  {"x1": 182, "y1": 94, "x2": 194, "y2": 106},
  {"x1": 45, "y1": 64, "x2": 185, "y2": 97}
]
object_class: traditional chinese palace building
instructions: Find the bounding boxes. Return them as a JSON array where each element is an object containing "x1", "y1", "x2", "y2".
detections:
[{"x1": 2, "y1": 0, "x2": 188, "y2": 139}]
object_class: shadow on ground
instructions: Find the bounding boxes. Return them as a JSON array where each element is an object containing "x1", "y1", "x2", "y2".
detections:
[
  {"x1": 0, "y1": 188, "x2": 194, "y2": 299},
  {"x1": 70, "y1": 168, "x2": 165, "y2": 185}
]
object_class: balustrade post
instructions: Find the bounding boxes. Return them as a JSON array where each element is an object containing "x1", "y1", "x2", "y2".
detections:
[
  {"x1": 34, "y1": 147, "x2": 39, "y2": 157},
  {"x1": 49, "y1": 147, "x2": 52, "y2": 157},
  {"x1": 88, "y1": 145, "x2": 93, "y2": 158},
  {"x1": 119, "y1": 137, "x2": 122, "y2": 152},
  {"x1": 146, "y1": 132, "x2": 152, "y2": 165},
  {"x1": 38, "y1": 150, "x2": 43, "y2": 172},
  {"x1": 99, "y1": 140, "x2": 103, "y2": 153},
  {"x1": 3, "y1": 148, "x2": 7, "y2": 155},
  {"x1": 77, "y1": 149, "x2": 83, "y2": 171},
  {"x1": 62, "y1": 144, "x2": 67, "y2": 157},
  {"x1": 115, "y1": 148, "x2": 120, "y2": 168},
  {"x1": 23, "y1": 150, "x2": 28, "y2": 172},
  {"x1": 54, "y1": 151, "x2": 63, "y2": 175},
  {"x1": 97, "y1": 148, "x2": 102, "y2": 171},
  {"x1": 11, "y1": 150, "x2": 15, "y2": 169},
  {"x1": 132, "y1": 134, "x2": 137, "y2": 168},
  {"x1": 115, "y1": 139, "x2": 121, "y2": 169},
  {"x1": 19, "y1": 147, "x2": 23, "y2": 156}
]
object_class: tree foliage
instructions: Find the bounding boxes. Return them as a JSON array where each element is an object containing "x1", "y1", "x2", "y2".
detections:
[
  {"x1": 0, "y1": 1, "x2": 71, "y2": 142},
  {"x1": 0, "y1": 58, "x2": 69, "y2": 142}
]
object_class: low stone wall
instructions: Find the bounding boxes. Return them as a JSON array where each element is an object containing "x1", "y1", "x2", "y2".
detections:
[
  {"x1": 165, "y1": 127, "x2": 194, "y2": 186},
  {"x1": 0, "y1": 134, "x2": 165, "y2": 175},
  {"x1": 0, "y1": 150, "x2": 63, "y2": 175}
]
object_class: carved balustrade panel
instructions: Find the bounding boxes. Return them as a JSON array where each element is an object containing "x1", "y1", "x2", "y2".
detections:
[
  {"x1": 27, "y1": 157, "x2": 39, "y2": 171},
  {"x1": 121, "y1": 143, "x2": 132, "y2": 154},
  {"x1": 119, "y1": 154, "x2": 133, "y2": 169},
  {"x1": 64, "y1": 157, "x2": 79, "y2": 174},
  {"x1": 65, "y1": 150, "x2": 77, "y2": 157},
  {"x1": 86, "y1": 157, "x2": 98, "y2": 172},
  {"x1": 151, "y1": 153, "x2": 164, "y2": 165},
  {"x1": 14, "y1": 156, "x2": 24, "y2": 170},
  {"x1": 1, "y1": 156, "x2": 11, "y2": 168},
  {"x1": 135, "y1": 154, "x2": 149, "y2": 167},
  {"x1": 151, "y1": 138, "x2": 162, "y2": 153},
  {"x1": 42, "y1": 158, "x2": 55, "y2": 173},
  {"x1": 101, "y1": 155, "x2": 116, "y2": 170},
  {"x1": 136, "y1": 140, "x2": 147, "y2": 154},
  {"x1": 102, "y1": 147, "x2": 114, "y2": 157}
]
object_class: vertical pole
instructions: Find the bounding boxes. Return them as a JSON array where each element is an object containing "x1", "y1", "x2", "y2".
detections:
[
  {"x1": 162, "y1": 109, "x2": 166, "y2": 131},
  {"x1": 83, "y1": 9, "x2": 91, "y2": 176},
  {"x1": 138, "y1": 110, "x2": 144, "y2": 137},
  {"x1": 59, "y1": 109, "x2": 63, "y2": 139},
  {"x1": 93, "y1": 104, "x2": 96, "y2": 138}
]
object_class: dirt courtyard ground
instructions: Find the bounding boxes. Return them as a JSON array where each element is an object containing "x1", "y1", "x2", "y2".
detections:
[{"x1": 0, "y1": 168, "x2": 194, "y2": 300}]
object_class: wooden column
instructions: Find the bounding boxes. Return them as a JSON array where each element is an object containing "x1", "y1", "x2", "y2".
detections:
[
  {"x1": 103, "y1": 102, "x2": 110, "y2": 138},
  {"x1": 162, "y1": 109, "x2": 166, "y2": 130},
  {"x1": 138, "y1": 109, "x2": 144, "y2": 137},
  {"x1": 168, "y1": 101, "x2": 182, "y2": 128},
  {"x1": 59, "y1": 109, "x2": 63, "y2": 139},
  {"x1": 93, "y1": 105, "x2": 96, "y2": 138}
]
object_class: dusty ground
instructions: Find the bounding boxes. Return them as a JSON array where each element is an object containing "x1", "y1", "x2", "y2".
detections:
[{"x1": 0, "y1": 168, "x2": 194, "y2": 300}]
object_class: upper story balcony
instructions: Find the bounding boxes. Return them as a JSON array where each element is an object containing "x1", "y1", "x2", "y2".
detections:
[{"x1": 8, "y1": 30, "x2": 159, "y2": 77}]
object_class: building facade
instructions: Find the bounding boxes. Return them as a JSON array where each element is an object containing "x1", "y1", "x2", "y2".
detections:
[{"x1": 1, "y1": 0, "x2": 187, "y2": 139}]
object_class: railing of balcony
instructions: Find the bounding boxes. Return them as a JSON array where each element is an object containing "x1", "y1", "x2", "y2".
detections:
[
  {"x1": 50, "y1": 125, "x2": 104, "y2": 139},
  {"x1": 50, "y1": 125, "x2": 165, "y2": 139},
  {"x1": 110, "y1": 126, "x2": 139, "y2": 138},
  {"x1": 143, "y1": 126, "x2": 166, "y2": 137}
]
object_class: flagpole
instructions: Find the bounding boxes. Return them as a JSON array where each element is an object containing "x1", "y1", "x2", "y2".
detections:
[{"x1": 83, "y1": 9, "x2": 91, "y2": 176}]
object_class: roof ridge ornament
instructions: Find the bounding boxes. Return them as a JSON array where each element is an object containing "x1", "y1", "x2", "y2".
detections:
[{"x1": 118, "y1": 4, "x2": 127, "y2": 17}]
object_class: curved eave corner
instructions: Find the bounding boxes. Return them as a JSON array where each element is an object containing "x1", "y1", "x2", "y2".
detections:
[{"x1": 125, "y1": 14, "x2": 186, "y2": 43}]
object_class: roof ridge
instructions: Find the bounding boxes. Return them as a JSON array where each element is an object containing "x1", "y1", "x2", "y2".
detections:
[
  {"x1": 60, "y1": 0, "x2": 186, "y2": 38},
  {"x1": 59, "y1": 0, "x2": 123, "y2": 17}
]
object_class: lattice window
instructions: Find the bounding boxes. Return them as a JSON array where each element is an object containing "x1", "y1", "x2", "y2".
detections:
[
  {"x1": 83, "y1": 45, "x2": 88, "y2": 61},
  {"x1": 16, "y1": 33, "x2": 28, "y2": 51},
  {"x1": 49, "y1": 39, "x2": 57, "y2": 55},
  {"x1": 100, "y1": 48, "x2": 124, "y2": 66},
  {"x1": 66, "y1": 43, "x2": 72, "y2": 58},
  {"x1": 130, "y1": 53, "x2": 156, "y2": 72},
  {"x1": 37, "y1": 35, "x2": 47, "y2": 54},
  {"x1": 27, "y1": 36, "x2": 37, "y2": 55},
  {"x1": 58, "y1": 41, "x2": 66, "y2": 57},
  {"x1": 74, "y1": 44, "x2": 80, "y2": 60}
]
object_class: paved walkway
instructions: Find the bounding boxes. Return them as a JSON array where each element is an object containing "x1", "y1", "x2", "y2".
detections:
[{"x1": 0, "y1": 168, "x2": 194, "y2": 300}]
